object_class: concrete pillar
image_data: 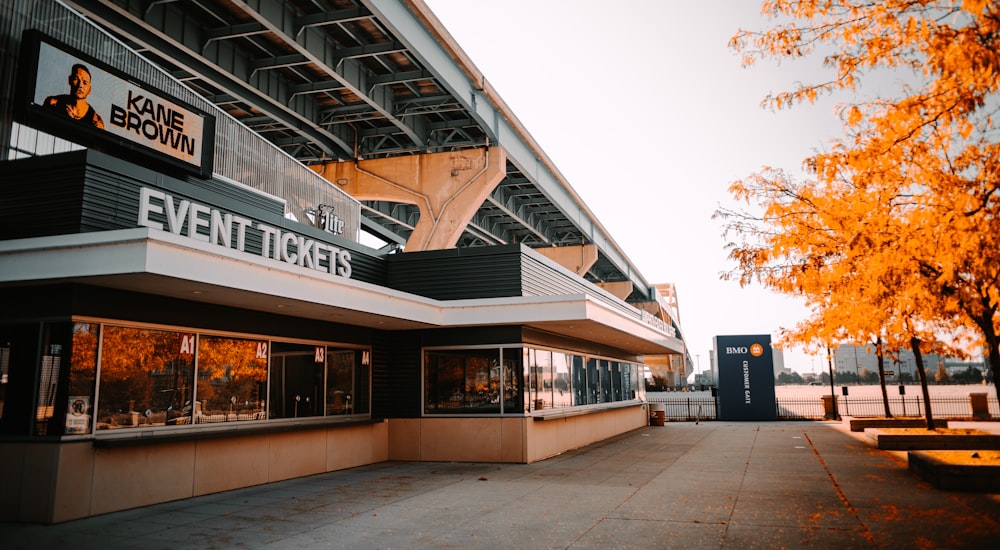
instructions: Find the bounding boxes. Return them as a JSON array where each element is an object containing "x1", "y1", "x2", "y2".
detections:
[
  {"x1": 535, "y1": 244, "x2": 598, "y2": 276},
  {"x1": 970, "y1": 393, "x2": 991, "y2": 419},
  {"x1": 312, "y1": 147, "x2": 507, "y2": 251},
  {"x1": 595, "y1": 281, "x2": 634, "y2": 301}
]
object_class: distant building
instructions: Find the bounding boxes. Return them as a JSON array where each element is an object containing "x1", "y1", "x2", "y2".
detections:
[
  {"x1": 772, "y1": 348, "x2": 788, "y2": 377},
  {"x1": 831, "y1": 344, "x2": 981, "y2": 381}
]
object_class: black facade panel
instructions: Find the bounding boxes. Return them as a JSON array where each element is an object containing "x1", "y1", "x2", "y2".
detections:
[
  {"x1": 0, "y1": 285, "x2": 76, "y2": 320},
  {"x1": 80, "y1": 163, "x2": 144, "y2": 232},
  {"x1": 82, "y1": 149, "x2": 285, "y2": 218},
  {"x1": 371, "y1": 330, "x2": 422, "y2": 418},
  {"x1": 386, "y1": 245, "x2": 522, "y2": 299},
  {"x1": 420, "y1": 326, "x2": 524, "y2": 347},
  {"x1": 522, "y1": 255, "x2": 637, "y2": 318},
  {"x1": 71, "y1": 286, "x2": 373, "y2": 344},
  {"x1": 0, "y1": 151, "x2": 89, "y2": 239},
  {"x1": 522, "y1": 327, "x2": 639, "y2": 362},
  {"x1": 0, "y1": 284, "x2": 372, "y2": 345},
  {"x1": 384, "y1": 245, "x2": 640, "y2": 327},
  {"x1": 521, "y1": 254, "x2": 576, "y2": 297},
  {"x1": 0, "y1": 150, "x2": 388, "y2": 286}
]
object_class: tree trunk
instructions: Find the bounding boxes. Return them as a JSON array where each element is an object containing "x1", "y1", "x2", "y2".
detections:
[
  {"x1": 909, "y1": 336, "x2": 935, "y2": 430},
  {"x1": 875, "y1": 338, "x2": 891, "y2": 417},
  {"x1": 979, "y1": 314, "x2": 1000, "y2": 405}
]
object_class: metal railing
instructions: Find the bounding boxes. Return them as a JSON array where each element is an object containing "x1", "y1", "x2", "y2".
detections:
[
  {"x1": 2, "y1": 1, "x2": 361, "y2": 240},
  {"x1": 817, "y1": 395, "x2": 1000, "y2": 420},
  {"x1": 647, "y1": 394, "x2": 1000, "y2": 421},
  {"x1": 647, "y1": 397, "x2": 716, "y2": 421}
]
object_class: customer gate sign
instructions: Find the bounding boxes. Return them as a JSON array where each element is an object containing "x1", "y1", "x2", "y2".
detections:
[{"x1": 713, "y1": 334, "x2": 777, "y2": 421}]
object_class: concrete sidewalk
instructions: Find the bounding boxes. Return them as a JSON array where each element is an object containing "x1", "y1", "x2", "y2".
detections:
[{"x1": 4, "y1": 421, "x2": 999, "y2": 549}]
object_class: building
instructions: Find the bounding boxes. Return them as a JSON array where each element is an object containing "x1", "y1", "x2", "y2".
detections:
[{"x1": 0, "y1": 1, "x2": 686, "y2": 523}]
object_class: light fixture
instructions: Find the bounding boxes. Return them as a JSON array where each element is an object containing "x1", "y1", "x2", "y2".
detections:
[{"x1": 335, "y1": 178, "x2": 348, "y2": 185}]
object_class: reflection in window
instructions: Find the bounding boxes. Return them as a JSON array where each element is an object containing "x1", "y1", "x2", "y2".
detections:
[
  {"x1": 196, "y1": 336, "x2": 267, "y2": 423},
  {"x1": 529, "y1": 349, "x2": 552, "y2": 411},
  {"x1": 424, "y1": 346, "x2": 641, "y2": 415},
  {"x1": 269, "y1": 342, "x2": 323, "y2": 419},
  {"x1": 552, "y1": 352, "x2": 572, "y2": 408},
  {"x1": 20, "y1": 322, "x2": 371, "y2": 434},
  {"x1": 587, "y1": 358, "x2": 599, "y2": 404},
  {"x1": 424, "y1": 349, "x2": 501, "y2": 414},
  {"x1": 96, "y1": 326, "x2": 194, "y2": 430},
  {"x1": 67, "y1": 323, "x2": 98, "y2": 435},
  {"x1": 502, "y1": 348, "x2": 523, "y2": 414},
  {"x1": 611, "y1": 361, "x2": 622, "y2": 402},
  {"x1": 572, "y1": 355, "x2": 586, "y2": 406},
  {"x1": 34, "y1": 323, "x2": 76, "y2": 436},
  {"x1": 0, "y1": 333, "x2": 8, "y2": 424},
  {"x1": 599, "y1": 360, "x2": 612, "y2": 403},
  {"x1": 326, "y1": 350, "x2": 354, "y2": 415}
]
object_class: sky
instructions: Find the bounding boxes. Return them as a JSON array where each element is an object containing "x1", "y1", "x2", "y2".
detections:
[{"x1": 421, "y1": 0, "x2": 854, "y2": 375}]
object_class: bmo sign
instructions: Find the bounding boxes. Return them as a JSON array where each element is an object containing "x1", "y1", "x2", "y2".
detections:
[{"x1": 713, "y1": 335, "x2": 776, "y2": 421}]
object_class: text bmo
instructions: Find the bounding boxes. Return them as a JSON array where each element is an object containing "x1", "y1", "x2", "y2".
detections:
[
  {"x1": 138, "y1": 187, "x2": 351, "y2": 278},
  {"x1": 726, "y1": 347, "x2": 749, "y2": 354}
]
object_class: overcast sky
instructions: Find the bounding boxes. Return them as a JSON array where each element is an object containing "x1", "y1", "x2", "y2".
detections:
[{"x1": 422, "y1": 0, "x2": 855, "y2": 374}]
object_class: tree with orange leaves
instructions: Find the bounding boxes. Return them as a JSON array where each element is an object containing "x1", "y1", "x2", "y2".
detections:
[{"x1": 718, "y1": 1, "x2": 1000, "y2": 414}]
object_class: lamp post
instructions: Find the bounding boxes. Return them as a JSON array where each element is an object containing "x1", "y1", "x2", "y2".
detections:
[{"x1": 826, "y1": 346, "x2": 840, "y2": 420}]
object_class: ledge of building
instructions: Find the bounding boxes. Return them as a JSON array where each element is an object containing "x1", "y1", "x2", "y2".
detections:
[
  {"x1": 532, "y1": 401, "x2": 645, "y2": 421},
  {"x1": 90, "y1": 417, "x2": 385, "y2": 448}
]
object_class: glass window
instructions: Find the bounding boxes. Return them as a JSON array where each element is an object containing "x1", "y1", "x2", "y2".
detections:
[
  {"x1": 33, "y1": 323, "x2": 77, "y2": 436},
  {"x1": 572, "y1": 355, "x2": 587, "y2": 406},
  {"x1": 635, "y1": 364, "x2": 646, "y2": 401},
  {"x1": 0, "y1": 332, "x2": 8, "y2": 425},
  {"x1": 502, "y1": 348, "x2": 523, "y2": 414},
  {"x1": 353, "y1": 349, "x2": 371, "y2": 415},
  {"x1": 196, "y1": 336, "x2": 268, "y2": 423},
  {"x1": 326, "y1": 349, "x2": 354, "y2": 415},
  {"x1": 529, "y1": 349, "x2": 552, "y2": 411},
  {"x1": 66, "y1": 322, "x2": 98, "y2": 435},
  {"x1": 586, "y1": 358, "x2": 599, "y2": 404},
  {"x1": 611, "y1": 361, "x2": 623, "y2": 402},
  {"x1": 422, "y1": 346, "x2": 639, "y2": 414},
  {"x1": 424, "y1": 348, "x2": 501, "y2": 414},
  {"x1": 96, "y1": 326, "x2": 195, "y2": 430},
  {"x1": 622, "y1": 362, "x2": 633, "y2": 400},
  {"x1": 269, "y1": 342, "x2": 323, "y2": 419},
  {"x1": 599, "y1": 360, "x2": 612, "y2": 403},
  {"x1": 0, "y1": 324, "x2": 39, "y2": 435},
  {"x1": 552, "y1": 352, "x2": 572, "y2": 408}
]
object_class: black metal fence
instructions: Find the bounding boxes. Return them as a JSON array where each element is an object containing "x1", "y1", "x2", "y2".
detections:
[
  {"x1": 647, "y1": 398, "x2": 716, "y2": 421},
  {"x1": 647, "y1": 394, "x2": 1000, "y2": 421}
]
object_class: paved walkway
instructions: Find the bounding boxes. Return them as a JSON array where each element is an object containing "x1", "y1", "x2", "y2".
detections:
[{"x1": 5, "y1": 421, "x2": 1000, "y2": 549}]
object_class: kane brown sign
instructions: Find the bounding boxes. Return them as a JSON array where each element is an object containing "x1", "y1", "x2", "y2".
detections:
[{"x1": 16, "y1": 30, "x2": 215, "y2": 177}]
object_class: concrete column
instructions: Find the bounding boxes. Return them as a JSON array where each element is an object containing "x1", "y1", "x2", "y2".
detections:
[
  {"x1": 312, "y1": 147, "x2": 506, "y2": 251},
  {"x1": 595, "y1": 281, "x2": 634, "y2": 301},
  {"x1": 535, "y1": 244, "x2": 598, "y2": 276},
  {"x1": 970, "y1": 393, "x2": 991, "y2": 419}
]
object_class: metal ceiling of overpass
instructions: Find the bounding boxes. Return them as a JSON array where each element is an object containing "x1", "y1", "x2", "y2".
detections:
[{"x1": 65, "y1": 0, "x2": 653, "y2": 300}]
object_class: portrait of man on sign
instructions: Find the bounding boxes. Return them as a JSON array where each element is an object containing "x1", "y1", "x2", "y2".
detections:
[{"x1": 42, "y1": 63, "x2": 105, "y2": 128}]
